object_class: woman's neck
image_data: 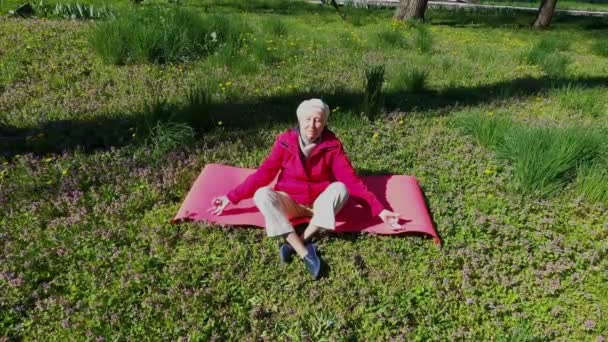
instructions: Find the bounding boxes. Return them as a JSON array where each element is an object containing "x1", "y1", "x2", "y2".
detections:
[{"x1": 298, "y1": 127, "x2": 322, "y2": 146}]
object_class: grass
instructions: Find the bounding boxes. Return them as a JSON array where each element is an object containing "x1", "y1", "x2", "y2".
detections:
[
  {"x1": 390, "y1": 64, "x2": 429, "y2": 93},
  {"x1": 478, "y1": 0, "x2": 608, "y2": 12},
  {"x1": 1, "y1": 1, "x2": 608, "y2": 340},
  {"x1": 592, "y1": 37, "x2": 608, "y2": 57},
  {"x1": 550, "y1": 83, "x2": 608, "y2": 117},
  {"x1": 33, "y1": 1, "x2": 115, "y2": 20},
  {"x1": 362, "y1": 64, "x2": 386, "y2": 121},
  {"x1": 455, "y1": 111, "x2": 513, "y2": 147},
  {"x1": 576, "y1": 164, "x2": 608, "y2": 204},
  {"x1": 144, "y1": 121, "x2": 195, "y2": 160},
  {"x1": 90, "y1": 8, "x2": 246, "y2": 65},
  {"x1": 457, "y1": 113, "x2": 607, "y2": 197},
  {"x1": 375, "y1": 28, "x2": 408, "y2": 49},
  {"x1": 266, "y1": 16, "x2": 289, "y2": 36},
  {"x1": 412, "y1": 24, "x2": 433, "y2": 54},
  {"x1": 183, "y1": 81, "x2": 216, "y2": 132},
  {"x1": 499, "y1": 125, "x2": 603, "y2": 196},
  {"x1": 523, "y1": 36, "x2": 571, "y2": 77}
]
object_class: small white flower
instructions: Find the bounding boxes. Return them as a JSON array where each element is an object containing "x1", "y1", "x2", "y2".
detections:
[{"x1": 210, "y1": 31, "x2": 217, "y2": 42}]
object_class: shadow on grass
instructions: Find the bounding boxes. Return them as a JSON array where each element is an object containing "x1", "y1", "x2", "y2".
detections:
[
  {"x1": 2, "y1": 75, "x2": 608, "y2": 159},
  {"x1": 428, "y1": 7, "x2": 608, "y2": 30},
  {"x1": 196, "y1": 0, "x2": 330, "y2": 15}
]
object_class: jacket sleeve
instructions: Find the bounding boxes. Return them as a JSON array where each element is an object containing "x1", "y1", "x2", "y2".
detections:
[
  {"x1": 226, "y1": 136, "x2": 284, "y2": 204},
  {"x1": 330, "y1": 143, "x2": 384, "y2": 217}
]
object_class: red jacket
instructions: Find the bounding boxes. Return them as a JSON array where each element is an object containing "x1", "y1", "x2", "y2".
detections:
[{"x1": 227, "y1": 128, "x2": 384, "y2": 216}]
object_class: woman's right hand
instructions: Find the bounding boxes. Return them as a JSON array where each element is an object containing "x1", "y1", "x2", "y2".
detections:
[{"x1": 207, "y1": 195, "x2": 231, "y2": 216}]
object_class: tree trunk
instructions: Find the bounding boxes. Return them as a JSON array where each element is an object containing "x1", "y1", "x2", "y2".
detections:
[
  {"x1": 395, "y1": 0, "x2": 429, "y2": 20},
  {"x1": 534, "y1": 0, "x2": 558, "y2": 28}
]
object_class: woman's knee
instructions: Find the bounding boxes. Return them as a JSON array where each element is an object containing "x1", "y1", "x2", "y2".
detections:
[
  {"x1": 329, "y1": 182, "x2": 349, "y2": 198},
  {"x1": 253, "y1": 187, "x2": 276, "y2": 205}
]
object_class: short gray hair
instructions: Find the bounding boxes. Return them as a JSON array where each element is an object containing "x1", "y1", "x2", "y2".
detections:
[{"x1": 296, "y1": 99, "x2": 330, "y2": 122}]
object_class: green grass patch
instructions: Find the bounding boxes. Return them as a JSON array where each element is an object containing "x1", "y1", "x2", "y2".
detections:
[
  {"x1": 457, "y1": 113, "x2": 607, "y2": 198},
  {"x1": 2, "y1": 3, "x2": 608, "y2": 340},
  {"x1": 0, "y1": 57, "x2": 23, "y2": 89},
  {"x1": 499, "y1": 124, "x2": 602, "y2": 196},
  {"x1": 412, "y1": 24, "x2": 434, "y2": 54},
  {"x1": 144, "y1": 121, "x2": 195, "y2": 160},
  {"x1": 576, "y1": 164, "x2": 608, "y2": 205},
  {"x1": 455, "y1": 111, "x2": 512, "y2": 148},
  {"x1": 591, "y1": 37, "x2": 608, "y2": 57},
  {"x1": 251, "y1": 37, "x2": 284, "y2": 65},
  {"x1": 523, "y1": 36, "x2": 571, "y2": 77},
  {"x1": 362, "y1": 64, "x2": 385, "y2": 121},
  {"x1": 550, "y1": 83, "x2": 608, "y2": 117},
  {"x1": 34, "y1": 1, "x2": 115, "y2": 19},
  {"x1": 265, "y1": 16, "x2": 288, "y2": 37},
  {"x1": 389, "y1": 63, "x2": 429, "y2": 93},
  {"x1": 375, "y1": 28, "x2": 408, "y2": 49},
  {"x1": 90, "y1": 8, "x2": 246, "y2": 65}
]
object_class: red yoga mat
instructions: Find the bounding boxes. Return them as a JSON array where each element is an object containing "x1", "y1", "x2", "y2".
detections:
[{"x1": 172, "y1": 164, "x2": 441, "y2": 245}]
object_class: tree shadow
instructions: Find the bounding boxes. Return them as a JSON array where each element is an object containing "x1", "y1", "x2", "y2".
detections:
[
  {"x1": 196, "y1": 0, "x2": 331, "y2": 16},
  {"x1": 3, "y1": 75, "x2": 608, "y2": 159},
  {"x1": 428, "y1": 7, "x2": 608, "y2": 30}
]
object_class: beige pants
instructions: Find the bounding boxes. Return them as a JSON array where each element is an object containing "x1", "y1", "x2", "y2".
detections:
[{"x1": 253, "y1": 182, "x2": 350, "y2": 237}]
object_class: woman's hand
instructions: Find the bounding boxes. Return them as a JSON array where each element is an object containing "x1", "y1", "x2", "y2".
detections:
[
  {"x1": 207, "y1": 195, "x2": 231, "y2": 216},
  {"x1": 378, "y1": 209, "x2": 405, "y2": 230}
]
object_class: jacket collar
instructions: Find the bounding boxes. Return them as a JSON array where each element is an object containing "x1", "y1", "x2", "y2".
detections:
[{"x1": 284, "y1": 126, "x2": 339, "y2": 155}]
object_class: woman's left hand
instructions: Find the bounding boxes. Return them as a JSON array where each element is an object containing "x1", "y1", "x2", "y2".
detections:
[{"x1": 378, "y1": 209, "x2": 405, "y2": 230}]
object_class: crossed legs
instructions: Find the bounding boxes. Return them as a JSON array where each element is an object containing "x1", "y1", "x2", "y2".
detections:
[{"x1": 253, "y1": 182, "x2": 349, "y2": 257}]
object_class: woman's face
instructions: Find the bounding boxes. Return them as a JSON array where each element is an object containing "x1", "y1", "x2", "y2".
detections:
[{"x1": 300, "y1": 110, "x2": 325, "y2": 141}]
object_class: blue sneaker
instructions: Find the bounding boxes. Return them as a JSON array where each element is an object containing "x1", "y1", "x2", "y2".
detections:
[
  {"x1": 302, "y1": 243, "x2": 321, "y2": 279},
  {"x1": 279, "y1": 243, "x2": 295, "y2": 263}
]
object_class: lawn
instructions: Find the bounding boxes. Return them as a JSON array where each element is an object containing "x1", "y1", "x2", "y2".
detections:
[
  {"x1": 1, "y1": 0, "x2": 607, "y2": 340},
  {"x1": 477, "y1": 0, "x2": 608, "y2": 12}
]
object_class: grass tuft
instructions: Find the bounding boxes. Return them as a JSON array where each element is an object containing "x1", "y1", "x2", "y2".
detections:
[
  {"x1": 390, "y1": 64, "x2": 429, "y2": 93},
  {"x1": 455, "y1": 112, "x2": 512, "y2": 148},
  {"x1": 362, "y1": 64, "x2": 385, "y2": 121},
  {"x1": 145, "y1": 121, "x2": 195, "y2": 160},
  {"x1": 591, "y1": 38, "x2": 608, "y2": 57},
  {"x1": 523, "y1": 36, "x2": 571, "y2": 76},
  {"x1": 182, "y1": 81, "x2": 216, "y2": 132},
  {"x1": 576, "y1": 164, "x2": 608, "y2": 205},
  {"x1": 32, "y1": 1, "x2": 115, "y2": 20},
  {"x1": 90, "y1": 8, "x2": 245, "y2": 65},
  {"x1": 457, "y1": 113, "x2": 607, "y2": 198},
  {"x1": 252, "y1": 37, "x2": 285, "y2": 65},
  {"x1": 498, "y1": 125, "x2": 602, "y2": 196},
  {"x1": 412, "y1": 24, "x2": 433, "y2": 54},
  {"x1": 375, "y1": 28, "x2": 408, "y2": 49},
  {"x1": 343, "y1": 8, "x2": 372, "y2": 27},
  {"x1": 266, "y1": 17, "x2": 288, "y2": 36},
  {"x1": 550, "y1": 84, "x2": 607, "y2": 117}
]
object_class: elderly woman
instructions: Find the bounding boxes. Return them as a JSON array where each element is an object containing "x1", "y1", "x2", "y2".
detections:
[{"x1": 209, "y1": 99, "x2": 404, "y2": 279}]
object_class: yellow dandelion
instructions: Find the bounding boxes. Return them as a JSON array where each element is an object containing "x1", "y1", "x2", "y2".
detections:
[
  {"x1": 218, "y1": 121, "x2": 223, "y2": 126},
  {"x1": 372, "y1": 132, "x2": 379, "y2": 139},
  {"x1": 44, "y1": 157, "x2": 53, "y2": 163},
  {"x1": 399, "y1": 119, "x2": 404, "y2": 124}
]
